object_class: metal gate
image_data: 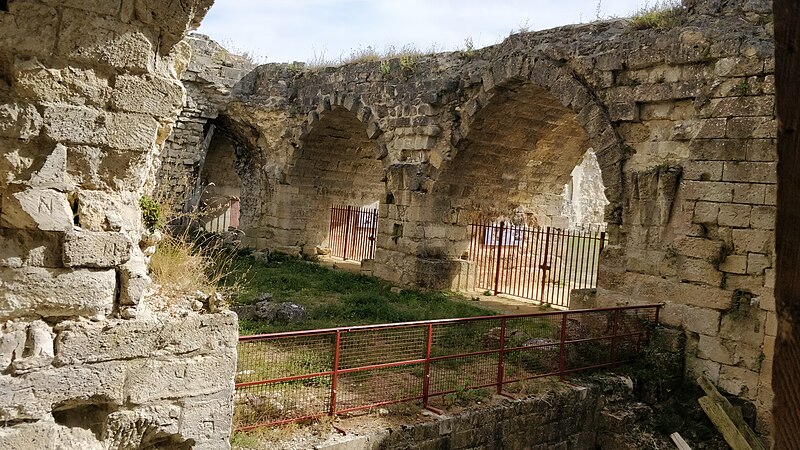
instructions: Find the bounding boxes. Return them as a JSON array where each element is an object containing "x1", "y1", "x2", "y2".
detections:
[
  {"x1": 468, "y1": 222, "x2": 605, "y2": 307},
  {"x1": 329, "y1": 205, "x2": 378, "y2": 261}
]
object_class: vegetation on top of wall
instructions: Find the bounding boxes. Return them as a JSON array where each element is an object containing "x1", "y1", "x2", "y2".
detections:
[{"x1": 628, "y1": 1, "x2": 686, "y2": 30}]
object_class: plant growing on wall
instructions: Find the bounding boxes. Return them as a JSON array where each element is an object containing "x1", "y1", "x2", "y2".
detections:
[{"x1": 140, "y1": 195, "x2": 162, "y2": 232}]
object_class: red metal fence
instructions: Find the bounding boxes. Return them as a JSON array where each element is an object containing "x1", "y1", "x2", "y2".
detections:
[
  {"x1": 234, "y1": 304, "x2": 660, "y2": 431},
  {"x1": 469, "y1": 222, "x2": 606, "y2": 307},
  {"x1": 329, "y1": 205, "x2": 378, "y2": 261}
]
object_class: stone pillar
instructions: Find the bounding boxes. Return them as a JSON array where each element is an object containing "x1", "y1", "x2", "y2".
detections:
[{"x1": 0, "y1": 2, "x2": 238, "y2": 449}]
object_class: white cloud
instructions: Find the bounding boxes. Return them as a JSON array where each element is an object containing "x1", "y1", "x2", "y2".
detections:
[{"x1": 196, "y1": 0, "x2": 650, "y2": 63}]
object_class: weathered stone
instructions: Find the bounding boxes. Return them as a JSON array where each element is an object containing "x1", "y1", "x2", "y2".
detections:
[
  {"x1": 111, "y1": 74, "x2": 185, "y2": 117},
  {"x1": 0, "y1": 267, "x2": 116, "y2": 319},
  {"x1": 0, "y1": 188, "x2": 74, "y2": 232},
  {"x1": 62, "y1": 230, "x2": 132, "y2": 268},
  {"x1": 0, "y1": 103, "x2": 43, "y2": 139},
  {"x1": 54, "y1": 311, "x2": 237, "y2": 366}
]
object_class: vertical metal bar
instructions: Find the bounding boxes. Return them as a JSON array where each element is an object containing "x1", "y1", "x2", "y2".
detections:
[
  {"x1": 559, "y1": 312, "x2": 568, "y2": 380},
  {"x1": 329, "y1": 330, "x2": 342, "y2": 416},
  {"x1": 513, "y1": 225, "x2": 524, "y2": 297},
  {"x1": 493, "y1": 221, "x2": 505, "y2": 296},
  {"x1": 539, "y1": 226, "x2": 551, "y2": 303},
  {"x1": 329, "y1": 206, "x2": 335, "y2": 256},
  {"x1": 496, "y1": 317, "x2": 507, "y2": 394},
  {"x1": 423, "y1": 324, "x2": 433, "y2": 408},
  {"x1": 342, "y1": 205, "x2": 352, "y2": 260},
  {"x1": 610, "y1": 309, "x2": 620, "y2": 368}
]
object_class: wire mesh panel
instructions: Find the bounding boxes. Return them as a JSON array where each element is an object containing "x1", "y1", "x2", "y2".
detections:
[
  {"x1": 234, "y1": 304, "x2": 661, "y2": 430},
  {"x1": 329, "y1": 204, "x2": 378, "y2": 261},
  {"x1": 468, "y1": 222, "x2": 606, "y2": 307}
]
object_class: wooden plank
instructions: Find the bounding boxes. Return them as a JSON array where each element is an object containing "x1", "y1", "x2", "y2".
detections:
[
  {"x1": 696, "y1": 376, "x2": 767, "y2": 450},
  {"x1": 775, "y1": 2, "x2": 800, "y2": 449},
  {"x1": 698, "y1": 396, "x2": 753, "y2": 450},
  {"x1": 669, "y1": 432, "x2": 692, "y2": 450}
]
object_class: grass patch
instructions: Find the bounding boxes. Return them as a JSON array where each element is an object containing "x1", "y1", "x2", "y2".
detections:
[
  {"x1": 629, "y1": 1, "x2": 686, "y2": 30},
  {"x1": 230, "y1": 253, "x2": 495, "y2": 335}
]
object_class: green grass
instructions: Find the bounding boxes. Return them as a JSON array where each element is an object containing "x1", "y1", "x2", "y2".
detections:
[{"x1": 227, "y1": 253, "x2": 495, "y2": 335}]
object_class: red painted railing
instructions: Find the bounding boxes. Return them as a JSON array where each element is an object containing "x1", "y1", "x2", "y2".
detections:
[
  {"x1": 469, "y1": 222, "x2": 606, "y2": 307},
  {"x1": 234, "y1": 304, "x2": 661, "y2": 431},
  {"x1": 329, "y1": 205, "x2": 378, "y2": 261}
]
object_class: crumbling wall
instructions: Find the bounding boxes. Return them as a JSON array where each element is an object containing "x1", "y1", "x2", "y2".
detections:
[
  {"x1": 0, "y1": 2, "x2": 237, "y2": 449},
  {"x1": 173, "y1": 0, "x2": 775, "y2": 440}
]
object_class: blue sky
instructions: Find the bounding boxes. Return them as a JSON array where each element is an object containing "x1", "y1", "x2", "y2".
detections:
[{"x1": 196, "y1": 0, "x2": 655, "y2": 64}]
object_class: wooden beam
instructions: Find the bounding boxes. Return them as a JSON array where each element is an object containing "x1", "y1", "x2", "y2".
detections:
[
  {"x1": 775, "y1": 1, "x2": 800, "y2": 448},
  {"x1": 669, "y1": 432, "x2": 692, "y2": 450},
  {"x1": 696, "y1": 376, "x2": 767, "y2": 450},
  {"x1": 698, "y1": 396, "x2": 753, "y2": 450}
]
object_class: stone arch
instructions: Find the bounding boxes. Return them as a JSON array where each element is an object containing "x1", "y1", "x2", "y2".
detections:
[
  {"x1": 420, "y1": 56, "x2": 625, "y2": 263},
  {"x1": 460, "y1": 57, "x2": 624, "y2": 206},
  {"x1": 286, "y1": 101, "x2": 387, "y2": 254}
]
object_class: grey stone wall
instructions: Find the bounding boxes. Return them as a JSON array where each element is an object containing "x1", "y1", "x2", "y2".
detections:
[{"x1": 0, "y1": 2, "x2": 237, "y2": 449}]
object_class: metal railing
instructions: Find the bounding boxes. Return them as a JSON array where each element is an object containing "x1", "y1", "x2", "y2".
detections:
[
  {"x1": 469, "y1": 222, "x2": 606, "y2": 307},
  {"x1": 234, "y1": 304, "x2": 661, "y2": 431},
  {"x1": 328, "y1": 205, "x2": 378, "y2": 261}
]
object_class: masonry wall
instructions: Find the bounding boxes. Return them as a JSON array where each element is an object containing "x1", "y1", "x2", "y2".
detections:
[
  {"x1": 0, "y1": 2, "x2": 238, "y2": 449},
  {"x1": 168, "y1": 0, "x2": 776, "y2": 440}
]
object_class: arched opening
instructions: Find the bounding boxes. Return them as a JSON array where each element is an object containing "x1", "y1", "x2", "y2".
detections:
[
  {"x1": 430, "y1": 81, "x2": 610, "y2": 305},
  {"x1": 198, "y1": 130, "x2": 243, "y2": 233},
  {"x1": 289, "y1": 106, "x2": 385, "y2": 259}
]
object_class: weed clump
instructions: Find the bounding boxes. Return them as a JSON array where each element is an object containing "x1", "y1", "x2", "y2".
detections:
[{"x1": 629, "y1": 1, "x2": 686, "y2": 30}]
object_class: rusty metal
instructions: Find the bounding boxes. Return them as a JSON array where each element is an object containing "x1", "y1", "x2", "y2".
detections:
[
  {"x1": 329, "y1": 204, "x2": 378, "y2": 261},
  {"x1": 234, "y1": 304, "x2": 661, "y2": 430},
  {"x1": 469, "y1": 223, "x2": 607, "y2": 308}
]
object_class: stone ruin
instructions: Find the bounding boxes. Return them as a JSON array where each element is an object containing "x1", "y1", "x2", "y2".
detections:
[
  {"x1": 0, "y1": 0, "x2": 781, "y2": 447},
  {"x1": 162, "y1": 0, "x2": 778, "y2": 440},
  {"x1": 0, "y1": 1, "x2": 237, "y2": 449}
]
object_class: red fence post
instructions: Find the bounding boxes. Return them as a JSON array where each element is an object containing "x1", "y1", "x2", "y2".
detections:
[
  {"x1": 559, "y1": 312, "x2": 568, "y2": 380},
  {"x1": 493, "y1": 222, "x2": 505, "y2": 295},
  {"x1": 329, "y1": 330, "x2": 342, "y2": 416},
  {"x1": 342, "y1": 206, "x2": 352, "y2": 260},
  {"x1": 423, "y1": 324, "x2": 433, "y2": 408},
  {"x1": 496, "y1": 317, "x2": 507, "y2": 395},
  {"x1": 609, "y1": 309, "x2": 620, "y2": 368}
]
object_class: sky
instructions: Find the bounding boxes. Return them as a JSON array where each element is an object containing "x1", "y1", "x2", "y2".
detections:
[{"x1": 196, "y1": 0, "x2": 655, "y2": 64}]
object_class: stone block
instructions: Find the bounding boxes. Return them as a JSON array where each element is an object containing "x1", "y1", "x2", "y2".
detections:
[
  {"x1": 0, "y1": 188, "x2": 73, "y2": 232},
  {"x1": 720, "y1": 306, "x2": 767, "y2": 347},
  {"x1": 62, "y1": 230, "x2": 132, "y2": 268},
  {"x1": 178, "y1": 391, "x2": 235, "y2": 450},
  {"x1": 124, "y1": 352, "x2": 236, "y2": 404},
  {"x1": 0, "y1": 2, "x2": 59, "y2": 56},
  {"x1": 747, "y1": 253, "x2": 771, "y2": 275},
  {"x1": 661, "y1": 303, "x2": 721, "y2": 336},
  {"x1": 689, "y1": 139, "x2": 746, "y2": 161},
  {"x1": 746, "y1": 138, "x2": 777, "y2": 161},
  {"x1": 722, "y1": 162, "x2": 777, "y2": 183},
  {"x1": 111, "y1": 74, "x2": 185, "y2": 118},
  {"x1": 57, "y1": 8, "x2": 154, "y2": 72},
  {"x1": 674, "y1": 236, "x2": 724, "y2": 260},
  {"x1": 719, "y1": 255, "x2": 747, "y2": 274},
  {"x1": 0, "y1": 422, "x2": 103, "y2": 450},
  {"x1": 693, "y1": 201, "x2": 719, "y2": 224},
  {"x1": 710, "y1": 96, "x2": 775, "y2": 118},
  {"x1": 679, "y1": 258, "x2": 723, "y2": 287},
  {"x1": 686, "y1": 356, "x2": 721, "y2": 383},
  {"x1": 53, "y1": 310, "x2": 237, "y2": 366},
  {"x1": 682, "y1": 181, "x2": 733, "y2": 203},
  {"x1": 76, "y1": 190, "x2": 140, "y2": 233},
  {"x1": 732, "y1": 183, "x2": 766, "y2": 205},
  {"x1": 697, "y1": 334, "x2": 734, "y2": 365},
  {"x1": 0, "y1": 267, "x2": 116, "y2": 319},
  {"x1": 14, "y1": 66, "x2": 112, "y2": 107},
  {"x1": 0, "y1": 228, "x2": 62, "y2": 268},
  {"x1": 731, "y1": 229, "x2": 773, "y2": 254},
  {"x1": 749, "y1": 206, "x2": 776, "y2": 230},
  {"x1": 0, "y1": 103, "x2": 42, "y2": 139},
  {"x1": 718, "y1": 365, "x2": 760, "y2": 399},
  {"x1": 717, "y1": 203, "x2": 751, "y2": 228},
  {"x1": 683, "y1": 161, "x2": 723, "y2": 181}
]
